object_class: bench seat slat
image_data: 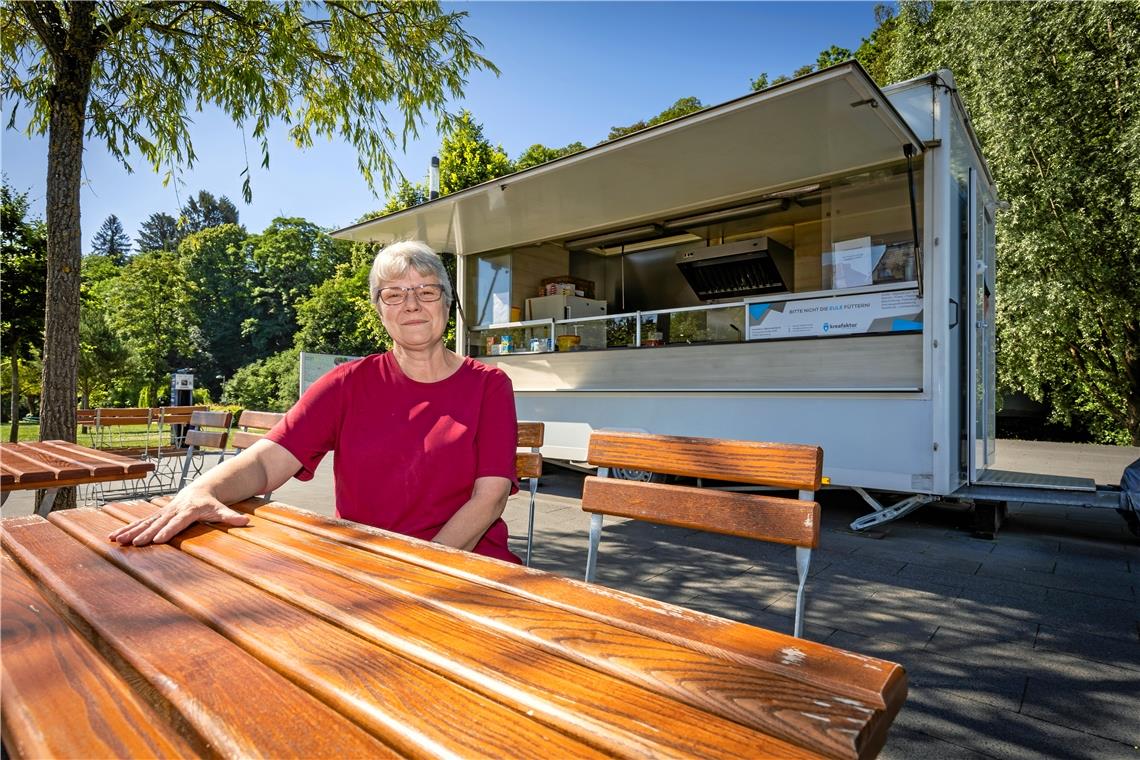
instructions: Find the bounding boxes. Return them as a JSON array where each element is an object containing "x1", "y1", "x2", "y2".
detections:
[
  {"x1": 589, "y1": 430, "x2": 823, "y2": 490},
  {"x1": 1, "y1": 550, "x2": 198, "y2": 760},
  {"x1": 582, "y1": 477, "x2": 821, "y2": 548},
  {"x1": 0, "y1": 517, "x2": 394, "y2": 759}
]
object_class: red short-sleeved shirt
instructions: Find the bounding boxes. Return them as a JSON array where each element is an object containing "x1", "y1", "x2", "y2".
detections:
[{"x1": 265, "y1": 352, "x2": 520, "y2": 563}]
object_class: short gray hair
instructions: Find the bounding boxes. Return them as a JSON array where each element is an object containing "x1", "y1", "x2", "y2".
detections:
[{"x1": 369, "y1": 240, "x2": 453, "y2": 308}]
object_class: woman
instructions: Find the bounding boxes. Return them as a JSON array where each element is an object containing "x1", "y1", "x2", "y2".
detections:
[{"x1": 109, "y1": 241, "x2": 521, "y2": 563}]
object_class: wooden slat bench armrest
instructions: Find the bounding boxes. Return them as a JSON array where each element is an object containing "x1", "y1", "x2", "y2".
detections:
[
  {"x1": 588, "y1": 430, "x2": 823, "y2": 490},
  {"x1": 582, "y1": 477, "x2": 821, "y2": 548},
  {"x1": 1, "y1": 546, "x2": 198, "y2": 759}
]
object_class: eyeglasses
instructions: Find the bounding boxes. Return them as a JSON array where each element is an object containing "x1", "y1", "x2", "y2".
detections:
[{"x1": 377, "y1": 283, "x2": 444, "y2": 306}]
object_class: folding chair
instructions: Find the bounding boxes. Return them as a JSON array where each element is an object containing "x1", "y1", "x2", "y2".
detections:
[
  {"x1": 582, "y1": 430, "x2": 823, "y2": 638},
  {"x1": 516, "y1": 422, "x2": 545, "y2": 567},
  {"x1": 178, "y1": 410, "x2": 234, "y2": 490}
]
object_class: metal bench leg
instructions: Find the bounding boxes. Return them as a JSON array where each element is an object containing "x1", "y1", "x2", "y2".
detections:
[
  {"x1": 178, "y1": 445, "x2": 198, "y2": 490},
  {"x1": 793, "y1": 546, "x2": 811, "y2": 638},
  {"x1": 525, "y1": 478, "x2": 538, "y2": 567},
  {"x1": 35, "y1": 488, "x2": 60, "y2": 518},
  {"x1": 585, "y1": 513, "x2": 603, "y2": 582}
]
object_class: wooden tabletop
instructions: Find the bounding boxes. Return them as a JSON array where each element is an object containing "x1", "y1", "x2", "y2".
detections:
[
  {"x1": 0, "y1": 440, "x2": 154, "y2": 492},
  {"x1": 1, "y1": 498, "x2": 907, "y2": 759}
]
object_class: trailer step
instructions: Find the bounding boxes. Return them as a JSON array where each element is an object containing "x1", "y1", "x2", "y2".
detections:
[{"x1": 973, "y1": 469, "x2": 1095, "y2": 492}]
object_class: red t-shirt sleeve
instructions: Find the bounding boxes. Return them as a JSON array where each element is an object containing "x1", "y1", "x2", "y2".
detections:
[
  {"x1": 476, "y1": 368, "x2": 519, "y2": 493},
  {"x1": 264, "y1": 363, "x2": 346, "y2": 481}
]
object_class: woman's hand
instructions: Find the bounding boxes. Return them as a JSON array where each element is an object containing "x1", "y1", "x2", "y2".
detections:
[{"x1": 107, "y1": 487, "x2": 251, "y2": 546}]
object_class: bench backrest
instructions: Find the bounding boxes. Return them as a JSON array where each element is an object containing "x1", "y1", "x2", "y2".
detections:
[
  {"x1": 583, "y1": 430, "x2": 824, "y2": 637},
  {"x1": 156, "y1": 405, "x2": 207, "y2": 427},
  {"x1": 231, "y1": 410, "x2": 286, "y2": 452},
  {"x1": 94, "y1": 408, "x2": 152, "y2": 427},
  {"x1": 184, "y1": 410, "x2": 233, "y2": 451},
  {"x1": 516, "y1": 422, "x2": 545, "y2": 480}
]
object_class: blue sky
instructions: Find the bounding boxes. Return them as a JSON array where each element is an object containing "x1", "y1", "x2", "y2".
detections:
[{"x1": 2, "y1": 1, "x2": 882, "y2": 250}]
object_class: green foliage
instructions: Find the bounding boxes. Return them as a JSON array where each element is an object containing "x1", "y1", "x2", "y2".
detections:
[
  {"x1": 179, "y1": 191, "x2": 239, "y2": 235},
  {"x1": 103, "y1": 251, "x2": 199, "y2": 401},
  {"x1": 380, "y1": 179, "x2": 429, "y2": 215},
  {"x1": 295, "y1": 263, "x2": 390, "y2": 357},
  {"x1": 241, "y1": 217, "x2": 352, "y2": 357},
  {"x1": 514, "y1": 141, "x2": 587, "y2": 171},
  {"x1": 0, "y1": 180, "x2": 46, "y2": 357},
  {"x1": 176, "y1": 224, "x2": 252, "y2": 391},
  {"x1": 90, "y1": 214, "x2": 131, "y2": 263},
  {"x1": 77, "y1": 303, "x2": 128, "y2": 408},
  {"x1": 853, "y1": 4, "x2": 899, "y2": 85},
  {"x1": 752, "y1": 45, "x2": 852, "y2": 93},
  {"x1": 222, "y1": 347, "x2": 301, "y2": 412},
  {"x1": 886, "y1": 1, "x2": 1140, "y2": 443},
  {"x1": 438, "y1": 110, "x2": 512, "y2": 194},
  {"x1": 135, "y1": 212, "x2": 181, "y2": 253},
  {"x1": 1, "y1": 2, "x2": 497, "y2": 197},
  {"x1": 606, "y1": 97, "x2": 704, "y2": 141}
]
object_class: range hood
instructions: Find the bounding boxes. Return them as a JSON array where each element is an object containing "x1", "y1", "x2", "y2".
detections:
[{"x1": 675, "y1": 237, "x2": 794, "y2": 300}]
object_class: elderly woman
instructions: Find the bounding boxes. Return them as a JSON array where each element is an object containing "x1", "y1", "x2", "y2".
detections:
[{"x1": 109, "y1": 241, "x2": 521, "y2": 563}]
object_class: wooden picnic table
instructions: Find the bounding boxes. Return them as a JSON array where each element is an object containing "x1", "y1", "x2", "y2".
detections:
[
  {"x1": 0, "y1": 498, "x2": 907, "y2": 759},
  {"x1": 0, "y1": 441, "x2": 155, "y2": 517}
]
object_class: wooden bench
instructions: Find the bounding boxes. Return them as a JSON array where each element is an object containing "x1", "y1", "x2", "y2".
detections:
[
  {"x1": 583, "y1": 430, "x2": 823, "y2": 638},
  {"x1": 516, "y1": 422, "x2": 545, "y2": 567},
  {"x1": 229, "y1": 410, "x2": 285, "y2": 453},
  {"x1": 177, "y1": 410, "x2": 234, "y2": 490}
]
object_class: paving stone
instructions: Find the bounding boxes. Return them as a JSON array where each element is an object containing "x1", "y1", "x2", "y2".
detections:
[
  {"x1": 1021, "y1": 670, "x2": 1140, "y2": 746},
  {"x1": 896, "y1": 687, "x2": 1138, "y2": 759},
  {"x1": 1034, "y1": 624, "x2": 1140, "y2": 673},
  {"x1": 878, "y1": 725, "x2": 993, "y2": 760}
]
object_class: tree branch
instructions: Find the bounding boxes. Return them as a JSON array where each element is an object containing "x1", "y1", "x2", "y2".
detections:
[{"x1": 18, "y1": 2, "x2": 67, "y2": 59}]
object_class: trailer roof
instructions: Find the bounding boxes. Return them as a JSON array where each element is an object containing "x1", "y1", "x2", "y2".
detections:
[{"x1": 333, "y1": 62, "x2": 923, "y2": 255}]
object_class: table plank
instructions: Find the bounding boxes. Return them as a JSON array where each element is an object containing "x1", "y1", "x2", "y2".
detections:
[
  {"x1": 239, "y1": 498, "x2": 906, "y2": 758},
  {"x1": 0, "y1": 441, "x2": 153, "y2": 491},
  {"x1": 50, "y1": 508, "x2": 614, "y2": 760},
  {"x1": 95, "y1": 502, "x2": 820, "y2": 759},
  {"x1": 121, "y1": 498, "x2": 901, "y2": 759},
  {"x1": 0, "y1": 516, "x2": 396, "y2": 759},
  {"x1": 1, "y1": 550, "x2": 198, "y2": 759}
]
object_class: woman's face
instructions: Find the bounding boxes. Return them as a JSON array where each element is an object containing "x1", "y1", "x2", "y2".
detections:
[{"x1": 374, "y1": 269, "x2": 448, "y2": 351}]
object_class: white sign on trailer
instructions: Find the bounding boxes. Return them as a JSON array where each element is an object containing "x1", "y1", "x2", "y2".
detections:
[
  {"x1": 746, "y1": 289, "x2": 923, "y2": 341},
  {"x1": 299, "y1": 352, "x2": 363, "y2": 397}
]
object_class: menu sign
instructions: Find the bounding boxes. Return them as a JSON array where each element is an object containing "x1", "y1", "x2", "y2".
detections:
[{"x1": 746, "y1": 290, "x2": 923, "y2": 341}]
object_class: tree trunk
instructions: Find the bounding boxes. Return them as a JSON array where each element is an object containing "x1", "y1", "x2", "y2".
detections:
[
  {"x1": 38, "y1": 4, "x2": 98, "y2": 510},
  {"x1": 8, "y1": 349, "x2": 19, "y2": 443}
]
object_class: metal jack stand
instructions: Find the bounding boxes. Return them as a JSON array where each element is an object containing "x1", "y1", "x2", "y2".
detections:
[{"x1": 850, "y1": 487, "x2": 936, "y2": 531}]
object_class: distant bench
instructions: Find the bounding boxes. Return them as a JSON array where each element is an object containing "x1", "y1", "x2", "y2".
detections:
[{"x1": 77, "y1": 406, "x2": 207, "y2": 459}]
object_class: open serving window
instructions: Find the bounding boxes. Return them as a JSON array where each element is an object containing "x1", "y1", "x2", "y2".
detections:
[{"x1": 333, "y1": 62, "x2": 925, "y2": 363}]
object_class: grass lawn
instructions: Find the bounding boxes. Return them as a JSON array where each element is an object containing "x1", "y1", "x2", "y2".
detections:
[{"x1": 7, "y1": 422, "x2": 179, "y2": 449}]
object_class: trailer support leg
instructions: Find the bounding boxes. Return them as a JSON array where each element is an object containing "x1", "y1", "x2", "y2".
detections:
[
  {"x1": 972, "y1": 499, "x2": 1007, "y2": 539},
  {"x1": 850, "y1": 488, "x2": 936, "y2": 531}
]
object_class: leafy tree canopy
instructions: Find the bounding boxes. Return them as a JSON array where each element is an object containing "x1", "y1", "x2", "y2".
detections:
[
  {"x1": 884, "y1": 0, "x2": 1140, "y2": 443},
  {"x1": 0, "y1": 180, "x2": 46, "y2": 356},
  {"x1": 179, "y1": 190, "x2": 240, "y2": 235},
  {"x1": 606, "y1": 97, "x2": 704, "y2": 141},
  {"x1": 135, "y1": 211, "x2": 181, "y2": 253},
  {"x1": 438, "y1": 109, "x2": 512, "y2": 194},
  {"x1": 514, "y1": 141, "x2": 587, "y2": 172},
  {"x1": 90, "y1": 214, "x2": 130, "y2": 263}
]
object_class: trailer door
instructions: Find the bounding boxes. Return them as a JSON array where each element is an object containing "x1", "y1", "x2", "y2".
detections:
[{"x1": 969, "y1": 168, "x2": 997, "y2": 479}]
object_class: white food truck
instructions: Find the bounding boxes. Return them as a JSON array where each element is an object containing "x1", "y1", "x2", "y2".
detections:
[{"x1": 335, "y1": 62, "x2": 1117, "y2": 531}]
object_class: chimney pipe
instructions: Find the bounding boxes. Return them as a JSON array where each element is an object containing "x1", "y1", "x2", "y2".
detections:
[{"x1": 429, "y1": 156, "x2": 440, "y2": 200}]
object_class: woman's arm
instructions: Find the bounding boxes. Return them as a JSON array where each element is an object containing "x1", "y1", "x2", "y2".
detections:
[
  {"x1": 107, "y1": 438, "x2": 302, "y2": 546},
  {"x1": 431, "y1": 476, "x2": 513, "y2": 551}
]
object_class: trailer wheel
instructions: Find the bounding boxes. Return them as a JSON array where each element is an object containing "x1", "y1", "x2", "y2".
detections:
[{"x1": 610, "y1": 468, "x2": 665, "y2": 483}]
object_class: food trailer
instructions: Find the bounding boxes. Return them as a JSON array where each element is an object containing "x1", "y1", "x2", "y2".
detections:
[{"x1": 334, "y1": 62, "x2": 1115, "y2": 529}]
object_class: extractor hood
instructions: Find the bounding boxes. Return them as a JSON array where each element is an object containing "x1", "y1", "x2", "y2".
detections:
[{"x1": 675, "y1": 237, "x2": 794, "y2": 300}]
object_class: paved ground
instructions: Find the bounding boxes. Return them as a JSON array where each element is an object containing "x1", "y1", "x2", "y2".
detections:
[{"x1": 3, "y1": 442, "x2": 1138, "y2": 758}]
